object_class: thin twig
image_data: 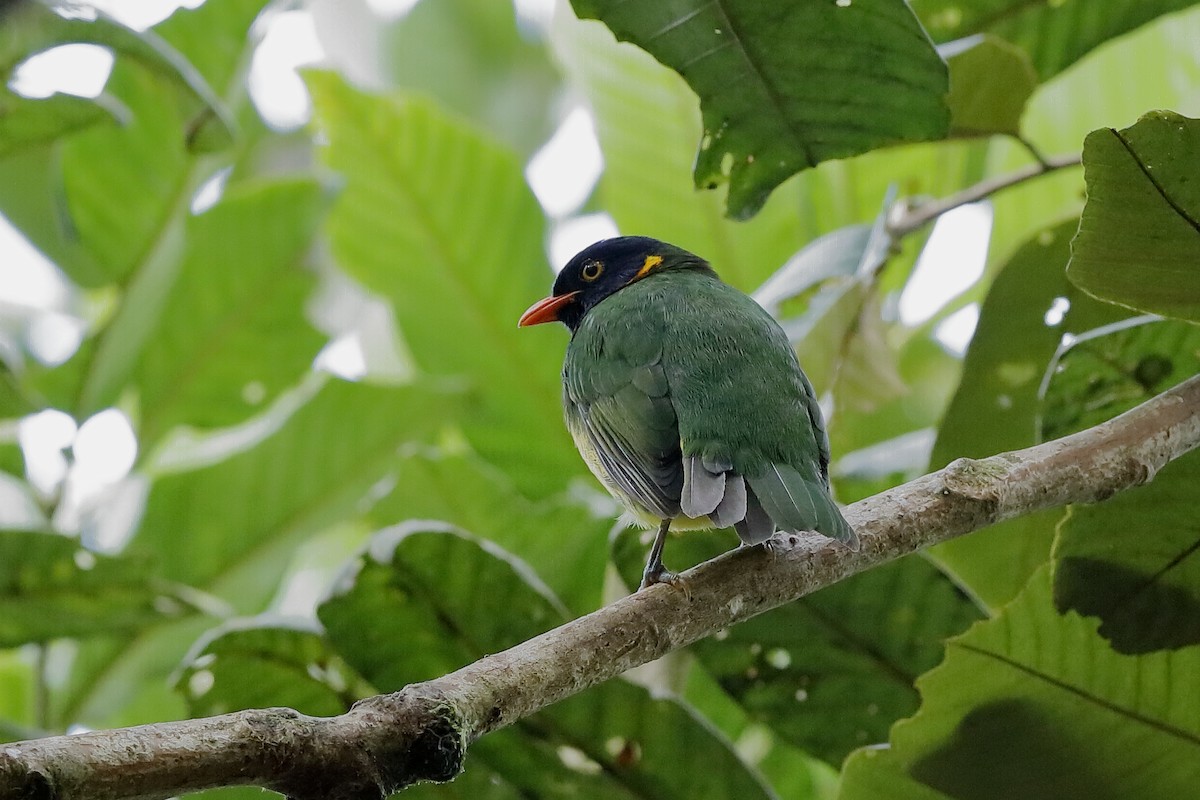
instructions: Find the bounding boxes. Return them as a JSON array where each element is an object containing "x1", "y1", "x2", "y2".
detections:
[
  {"x1": 4, "y1": 373, "x2": 1200, "y2": 800},
  {"x1": 888, "y1": 152, "x2": 1082, "y2": 237}
]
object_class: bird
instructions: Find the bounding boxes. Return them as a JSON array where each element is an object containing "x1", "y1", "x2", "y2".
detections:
[{"x1": 519, "y1": 236, "x2": 857, "y2": 589}]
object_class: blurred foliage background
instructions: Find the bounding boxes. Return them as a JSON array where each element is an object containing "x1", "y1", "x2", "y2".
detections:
[{"x1": 1, "y1": 1, "x2": 1199, "y2": 798}]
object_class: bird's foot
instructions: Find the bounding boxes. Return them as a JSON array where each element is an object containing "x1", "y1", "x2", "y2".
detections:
[
  {"x1": 639, "y1": 562, "x2": 676, "y2": 590},
  {"x1": 639, "y1": 566, "x2": 691, "y2": 598}
]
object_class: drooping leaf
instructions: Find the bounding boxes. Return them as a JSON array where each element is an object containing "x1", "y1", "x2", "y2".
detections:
[
  {"x1": 929, "y1": 220, "x2": 1125, "y2": 610},
  {"x1": 369, "y1": 452, "x2": 612, "y2": 614},
  {"x1": 752, "y1": 224, "x2": 875, "y2": 317},
  {"x1": 570, "y1": 0, "x2": 950, "y2": 219},
  {"x1": 132, "y1": 378, "x2": 457, "y2": 611},
  {"x1": 911, "y1": 0, "x2": 1200, "y2": 80},
  {"x1": 320, "y1": 526, "x2": 775, "y2": 800},
  {"x1": 848, "y1": 567, "x2": 1200, "y2": 799},
  {"x1": 0, "y1": 1, "x2": 238, "y2": 152},
  {"x1": 478, "y1": 678, "x2": 778, "y2": 800},
  {"x1": 1068, "y1": 111, "x2": 1200, "y2": 322},
  {"x1": 0, "y1": 63, "x2": 188, "y2": 291},
  {"x1": 0, "y1": 530, "x2": 171, "y2": 647},
  {"x1": 177, "y1": 617, "x2": 369, "y2": 718},
  {"x1": 941, "y1": 35, "x2": 1037, "y2": 138},
  {"x1": 309, "y1": 71, "x2": 579, "y2": 498},
  {"x1": 612, "y1": 527, "x2": 982, "y2": 765},
  {"x1": 834, "y1": 292, "x2": 909, "y2": 414},
  {"x1": 0, "y1": 0, "x2": 266, "y2": 289},
  {"x1": 771, "y1": 199, "x2": 897, "y2": 399},
  {"x1": 0, "y1": 88, "x2": 124, "y2": 156},
  {"x1": 1042, "y1": 317, "x2": 1200, "y2": 654},
  {"x1": 134, "y1": 178, "x2": 325, "y2": 447}
]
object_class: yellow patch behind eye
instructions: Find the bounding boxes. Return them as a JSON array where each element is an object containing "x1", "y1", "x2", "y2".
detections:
[{"x1": 635, "y1": 255, "x2": 663, "y2": 279}]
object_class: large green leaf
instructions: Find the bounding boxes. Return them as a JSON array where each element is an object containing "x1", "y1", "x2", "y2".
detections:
[
  {"x1": 309, "y1": 71, "x2": 578, "y2": 498},
  {"x1": 369, "y1": 452, "x2": 612, "y2": 614},
  {"x1": 929, "y1": 220, "x2": 1125, "y2": 610},
  {"x1": 1044, "y1": 317, "x2": 1200, "y2": 654},
  {"x1": 320, "y1": 526, "x2": 775, "y2": 800},
  {"x1": 134, "y1": 178, "x2": 325, "y2": 448},
  {"x1": 845, "y1": 567, "x2": 1200, "y2": 799},
  {"x1": 0, "y1": 530, "x2": 171, "y2": 647},
  {"x1": 132, "y1": 378, "x2": 456, "y2": 610},
  {"x1": 911, "y1": 0, "x2": 1200, "y2": 80},
  {"x1": 612, "y1": 528, "x2": 981, "y2": 765},
  {"x1": 1068, "y1": 111, "x2": 1200, "y2": 322},
  {"x1": 552, "y1": 9, "x2": 815, "y2": 291},
  {"x1": 570, "y1": 0, "x2": 949, "y2": 219}
]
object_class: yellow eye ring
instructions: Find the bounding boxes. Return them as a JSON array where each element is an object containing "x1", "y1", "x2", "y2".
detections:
[{"x1": 581, "y1": 260, "x2": 604, "y2": 282}]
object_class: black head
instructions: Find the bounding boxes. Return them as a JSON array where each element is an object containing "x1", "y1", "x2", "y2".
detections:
[{"x1": 519, "y1": 236, "x2": 712, "y2": 332}]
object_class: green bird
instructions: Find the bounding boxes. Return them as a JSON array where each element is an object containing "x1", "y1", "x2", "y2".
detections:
[{"x1": 519, "y1": 236, "x2": 857, "y2": 589}]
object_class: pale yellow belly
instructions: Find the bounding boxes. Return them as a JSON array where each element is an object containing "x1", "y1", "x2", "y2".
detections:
[{"x1": 570, "y1": 425, "x2": 714, "y2": 531}]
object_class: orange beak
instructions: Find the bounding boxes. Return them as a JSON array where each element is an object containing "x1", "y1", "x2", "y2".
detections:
[{"x1": 518, "y1": 291, "x2": 580, "y2": 327}]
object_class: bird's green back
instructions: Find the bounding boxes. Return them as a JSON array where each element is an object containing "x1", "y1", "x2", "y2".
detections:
[{"x1": 570, "y1": 269, "x2": 828, "y2": 483}]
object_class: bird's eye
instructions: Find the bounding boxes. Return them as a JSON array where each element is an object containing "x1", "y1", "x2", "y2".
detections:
[{"x1": 581, "y1": 260, "x2": 604, "y2": 282}]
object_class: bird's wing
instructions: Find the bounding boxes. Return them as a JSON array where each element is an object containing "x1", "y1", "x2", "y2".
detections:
[
  {"x1": 564, "y1": 346, "x2": 683, "y2": 520},
  {"x1": 662, "y1": 278, "x2": 856, "y2": 546},
  {"x1": 796, "y1": 362, "x2": 833, "y2": 487}
]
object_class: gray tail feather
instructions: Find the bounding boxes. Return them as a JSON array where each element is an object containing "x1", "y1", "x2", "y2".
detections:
[
  {"x1": 733, "y1": 484, "x2": 774, "y2": 545},
  {"x1": 746, "y1": 463, "x2": 858, "y2": 550},
  {"x1": 681, "y1": 454, "x2": 726, "y2": 518},
  {"x1": 709, "y1": 473, "x2": 747, "y2": 529}
]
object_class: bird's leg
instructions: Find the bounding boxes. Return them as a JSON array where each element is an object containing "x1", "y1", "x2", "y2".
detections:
[{"x1": 639, "y1": 519, "x2": 676, "y2": 589}]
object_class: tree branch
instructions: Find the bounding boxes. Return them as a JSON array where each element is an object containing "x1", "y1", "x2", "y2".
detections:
[
  {"x1": 888, "y1": 152, "x2": 1082, "y2": 237},
  {"x1": 5, "y1": 373, "x2": 1200, "y2": 800}
]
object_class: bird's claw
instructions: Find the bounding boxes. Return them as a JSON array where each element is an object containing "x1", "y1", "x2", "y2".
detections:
[
  {"x1": 639, "y1": 564, "x2": 675, "y2": 590},
  {"x1": 639, "y1": 567, "x2": 691, "y2": 599}
]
